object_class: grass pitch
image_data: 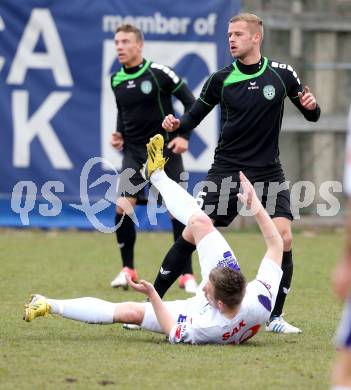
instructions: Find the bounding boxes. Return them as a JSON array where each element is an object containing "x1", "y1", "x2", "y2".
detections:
[{"x1": 0, "y1": 228, "x2": 344, "y2": 389}]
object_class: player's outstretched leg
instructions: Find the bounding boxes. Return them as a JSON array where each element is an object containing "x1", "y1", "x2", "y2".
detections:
[{"x1": 23, "y1": 294, "x2": 117, "y2": 324}]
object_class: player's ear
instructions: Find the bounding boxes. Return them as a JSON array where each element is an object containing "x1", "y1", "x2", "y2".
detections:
[
  {"x1": 253, "y1": 32, "x2": 261, "y2": 44},
  {"x1": 217, "y1": 300, "x2": 225, "y2": 312}
]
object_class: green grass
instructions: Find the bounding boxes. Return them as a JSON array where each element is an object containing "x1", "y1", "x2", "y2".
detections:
[{"x1": 0, "y1": 229, "x2": 344, "y2": 389}]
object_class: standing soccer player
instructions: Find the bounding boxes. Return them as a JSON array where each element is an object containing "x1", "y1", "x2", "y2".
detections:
[
  {"x1": 158, "y1": 13, "x2": 321, "y2": 333},
  {"x1": 110, "y1": 24, "x2": 198, "y2": 293},
  {"x1": 331, "y1": 106, "x2": 351, "y2": 390}
]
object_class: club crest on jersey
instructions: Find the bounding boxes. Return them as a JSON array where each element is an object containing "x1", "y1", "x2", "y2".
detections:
[
  {"x1": 141, "y1": 80, "x2": 152, "y2": 94},
  {"x1": 263, "y1": 85, "x2": 275, "y2": 100}
]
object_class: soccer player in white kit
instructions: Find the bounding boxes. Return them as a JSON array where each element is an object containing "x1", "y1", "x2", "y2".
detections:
[
  {"x1": 331, "y1": 107, "x2": 351, "y2": 389},
  {"x1": 23, "y1": 135, "x2": 283, "y2": 345}
]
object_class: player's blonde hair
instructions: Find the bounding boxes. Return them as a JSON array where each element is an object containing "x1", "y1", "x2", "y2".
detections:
[
  {"x1": 115, "y1": 24, "x2": 144, "y2": 42},
  {"x1": 229, "y1": 13, "x2": 264, "y2": 42}
]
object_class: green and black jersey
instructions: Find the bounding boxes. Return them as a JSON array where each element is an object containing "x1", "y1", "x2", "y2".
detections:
[
  {"x1": 178, "y1": 57, "x2": 321, "y2": 172},
  {"x1": 111, "y1": 59, "x2": 195, "y2": 145}
]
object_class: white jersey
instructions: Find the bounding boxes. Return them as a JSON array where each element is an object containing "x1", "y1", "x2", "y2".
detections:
[
  {"x1": 141, "y1": 256, "x2": 282, "y2": 345},
  {"x1": 141, "y1": 229, "x2": 282, "y2": 344},
  {"x1": 168, "y1": 257, "x2": 282, "y2": 345},
  {"x1": 344, "y1": 105, "x2": 351, "y2": 196}
]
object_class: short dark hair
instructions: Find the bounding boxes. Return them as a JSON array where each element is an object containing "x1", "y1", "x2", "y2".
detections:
[
  {"x1": 115, "y1": 24, "x2": 144, "y2": 42},
  {"x1": 209, "y1": 266, "x2": 246, "y2": 309}
]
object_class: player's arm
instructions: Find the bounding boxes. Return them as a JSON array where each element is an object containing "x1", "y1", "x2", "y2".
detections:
[
  {"x1": 126, "y1": 276, "x2": 176, "y2": 335},
  {"x1": 171, "y1": 82, "x2": 195, "y2": 141},
  {"x1": 162, "y1": 72, "x2": 222, "y2": 133},
  {"x1": 238, "y1": 171, "x2": 283, "y2": 266},
  {"x1": 291, "y1": 85, "x2": 321, "y2": 121},
  {"x1": 282, "y1": 66, "x2": 321, "y2": 121},
  {"x1": 110, "y1": 73, "x2": 125, "y2": 151}
]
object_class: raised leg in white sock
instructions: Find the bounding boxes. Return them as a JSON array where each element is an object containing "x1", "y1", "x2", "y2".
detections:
[{"x1": 150, "y1": 170, "x2": 201, "y2": 226}]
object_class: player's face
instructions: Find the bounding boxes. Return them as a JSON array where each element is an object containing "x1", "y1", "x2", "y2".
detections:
[
  {"x1": 227, "y1": 21, "x2": 257, "y2": 59},
  {"x1": 114, "y1": 31, "x2": 143, "y2": 67},
  {"x1": 203, "y1": 280, "x2": 218, "y2": 308}
]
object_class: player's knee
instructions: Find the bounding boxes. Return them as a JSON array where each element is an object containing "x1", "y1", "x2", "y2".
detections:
[
  {"x1": 121, "y1": 308, "x2": 143, "y2": 325},
  {"x1": 116, "y1": 197, "x2": 136, "y2": 215},
  {"x1": 188, "y1": 212, "x2": 212, "y2": 230},
  {"x1": 279, "y1": 229, "x2": 293, "y2": 250}
]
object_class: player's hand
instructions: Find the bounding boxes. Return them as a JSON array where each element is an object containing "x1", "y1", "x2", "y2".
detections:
[
  {"x1": 332, "y1": 258, "x2": 351, "y2": 300},
  {"x1": 111, "y1": 132, "x2": 124, "y2": 151},
  {"x1": 167, "y1": 137, "x2": 188, "y2": 154},
  {"x1": 162, "y1": 114, "x2": 180, "y2": 132},
  {"x1": 298, "y1": 86, "x2": 317, "y2": 110},
  {"x1": 126, "y1": 275, "x2": 155, "y2": 296},
  {"x1": 237, "y1": 171, "x2": 261, "y2": 214}
]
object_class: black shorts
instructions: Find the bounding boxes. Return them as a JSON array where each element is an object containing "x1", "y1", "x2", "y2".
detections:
[
  {"x1": 198, "y1": 164, "x2": 293, "y2": 227},
  {"x1": 117, "y1": 143, "x2": 184, "y2": 205}
]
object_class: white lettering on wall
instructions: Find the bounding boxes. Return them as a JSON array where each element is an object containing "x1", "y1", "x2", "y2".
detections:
[{"x1": 12, "y1": 90, "x2": 73, "y2": 169}]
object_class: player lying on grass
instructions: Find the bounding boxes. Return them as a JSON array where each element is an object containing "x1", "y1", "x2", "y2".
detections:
[{"x1": 23, "y1": 135, "x2": 283, "y2": 345}]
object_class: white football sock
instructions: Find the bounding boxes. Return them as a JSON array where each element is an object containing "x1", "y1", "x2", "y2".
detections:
[
  {"x1": 150, "y1": 170, "x2": 201, "y2": 225},
  {"x1": 47, "y1": 297, "x2": 116, "y2": 324}
]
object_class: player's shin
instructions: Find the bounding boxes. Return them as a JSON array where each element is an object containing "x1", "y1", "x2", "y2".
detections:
[
  {"x1": 153, "y1": 236, "x2": 196, "y2": 298},
  {"x1": 171, "y1": 219, "x2": 194, "y2": 275},
  {"x1": 47, "y1": 297, "x2": 116, "y2": 324},
  {"x1": 115, "y1": 213, "x2": 136, "y2": 268},
  {"x1": 270, "y1": 250, "x2": 293, "y2": 317}
]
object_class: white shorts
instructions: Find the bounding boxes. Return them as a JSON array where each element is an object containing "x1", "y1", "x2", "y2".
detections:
[{"x1": 335, "y1": 298, "x2": 351, "y2": 349}]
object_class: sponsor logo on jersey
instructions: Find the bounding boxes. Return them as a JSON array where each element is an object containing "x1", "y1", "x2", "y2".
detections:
[
  {"x1": 248, "y1": 81, "x2": 259, "y2": 90},
  {"x1": 175, "y1": 324, "x2": 186, "y2": 341},
  {"x1": 263, "y1": 85, "x2": 275, "y2": 100},
  {"x1": 222, "y1": 319, "x2": 246, "y2": 341},
  {"x1": 141, "y1": 80, "x2": 152, "y2": 94},
  {"x1": 177, "y1": 314, "x2": 187, "y2": 323},
  {"x1": 239, "y1": 324, "x2": 261, "y2": 344},
  {"x1": 126, "y1": 80, "x2": 136, "y2": 89},
  {"x1": 217, "y1": 251, "x2": 240, "y2": 271}
]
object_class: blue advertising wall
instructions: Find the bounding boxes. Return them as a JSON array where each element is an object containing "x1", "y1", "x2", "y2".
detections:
[{"x1": 0, "y1": 0, "x2": 240, "y2": 230}]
